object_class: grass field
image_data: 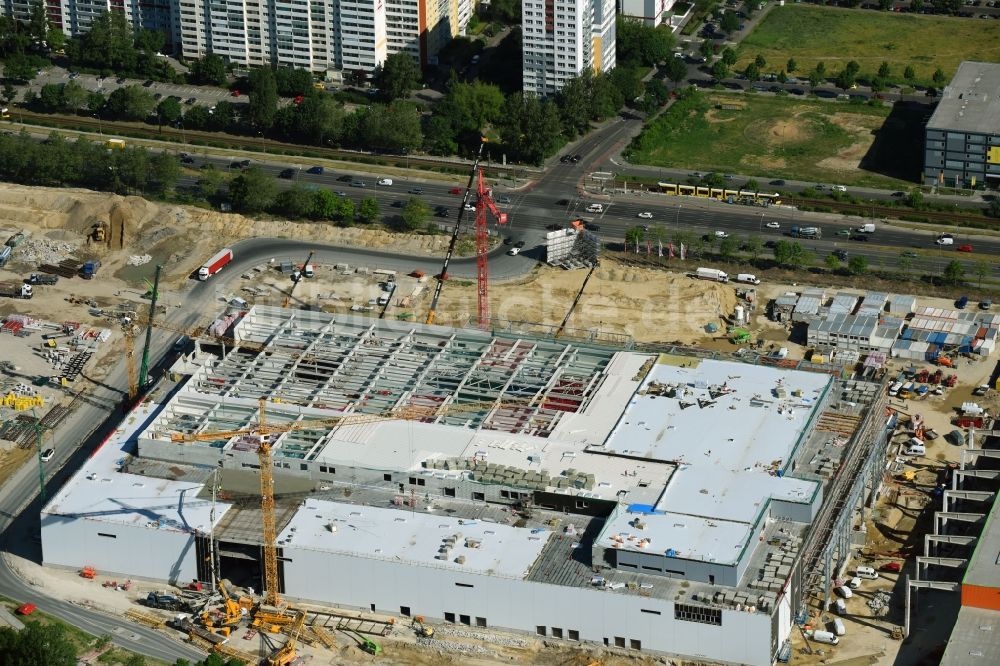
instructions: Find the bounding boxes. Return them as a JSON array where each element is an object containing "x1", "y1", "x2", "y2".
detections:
[
  {"x1": 626, "y1": 90, "x2": 925, "y2": 187},
  {"x1": 737, "y1": 6, "x2": 1000, "y2": 85}
]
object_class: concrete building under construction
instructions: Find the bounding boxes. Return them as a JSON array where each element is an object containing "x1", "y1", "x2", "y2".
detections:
[{"x1": 39, "y1": 305, "x2": 897, "y2": 665}]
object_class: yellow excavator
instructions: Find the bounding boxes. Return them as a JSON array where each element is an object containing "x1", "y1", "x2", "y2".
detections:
[
  {"x1": 267, "y1": 610, "x2": 306, "y2": 666},
  {"x1": 413, "y1": 616, "x2": 434, "y2": 638}
]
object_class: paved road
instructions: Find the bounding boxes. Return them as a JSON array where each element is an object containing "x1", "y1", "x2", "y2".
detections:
[{"x1": 176, "y1": 137, "x2": 999, "y2": 278}]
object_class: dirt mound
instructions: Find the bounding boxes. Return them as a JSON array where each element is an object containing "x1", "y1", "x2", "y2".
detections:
[{"x1": 746, "y1": 117, "x2": 812, "y2": 147}]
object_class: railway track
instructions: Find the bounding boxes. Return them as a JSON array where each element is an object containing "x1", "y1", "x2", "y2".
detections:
[
  {"x1": 788, "y1": 197, "x2": 992, "y2": 226},
  {"x1": 10, "y1": 110, "x2": 536, "y2": 179}
]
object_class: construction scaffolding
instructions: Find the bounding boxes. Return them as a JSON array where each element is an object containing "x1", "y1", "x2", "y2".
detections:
[{"x1": 545, "y1": 227, "x2": 600, "y2": 269}]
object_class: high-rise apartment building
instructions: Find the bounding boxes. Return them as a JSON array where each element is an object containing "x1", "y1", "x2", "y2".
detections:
[
  {"x1": 521, "y1": 0, "x2": 616, "y2": 96},
  {"x1": 4, "y1": 0, "x2": 470, "y2": 74}
]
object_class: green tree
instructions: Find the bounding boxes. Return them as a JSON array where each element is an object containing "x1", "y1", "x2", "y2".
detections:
[
  {"x1": 358, "y1": 196, "x2": 379, "y2": 223},
  {"x1": 106, "y1": 85, "x2": 155, "y2": 120},
  {"x1": 720, "y1": 11, "x2": 740, "y2": 35},
  {"x1": 943, "y1": 259, "x2": 965, "y2": 286},
  {"x1": 400, "y1": 197, "x2": 429, "y2": 230},
  {"x1": 123, "y1": 654, "x2": 146, "y2": 666},
  {"x1": 335, "y1": 196, "x2": 355, "y2": 225},
  {"x1": 987, "y1": 198, "x2": 1000, "y2": 219},
  {"x1": 903, "y1": 65, "x2": 916, "y2": 83},
  {"x1": 815, "y1": 62, "x2": 826, "y2": 76},
  {"x1": 825, "y1": 254, "x2": 841, "y2": 271},
  {"x1": 157, "y1": 96, "x2": 182, "y2": 124},
  {"x1": 229, "y1": 166, "x2": 277, "y2": 213},
  {"x1": 189, "y1": 54, "x2": 228, "y2": 86},
  {"x1": 46, "y1": 28, "x2": 65, "y2": 52},
  {"x1": 835, "y1": 69, "x2": 855, "y2": 92},
  {"x1": 786, "y1": 57, "x2": 797, "y2": 73},
  {"x1": 906, "y1": 190, "x2": 924, "y2": 208},
  {"x1": 848, "y1": 255, "x2": 868, "y2": 275},
  {"x1": 664, "y1": 56, "x2": 687, "y2": 89},
  {"x1": 62, "y1": 81, "x2": 87, "y2": 113},
  {"x1": 0, "y1": 620, "x2": 78, "y2": 666},
  {"x1": 1, "y1": 84, "x2": 16, "y2": 105},
  {"x1": 721, "y1": 47, "x2": 737, "y2": 66},
  {"x1": 911, "y1": 0, "x2": 924, "y2": 9},
  {"x1": 878, "y1": 61, "x2": 891, "y2": 80},
  {"x1": 310, "y1": 188, "x2": 339, "y2": 220},
  {"x1": 700, "y1": 39, "x2": 714, "y2": 58},
  {"x1": 754, "y1": 54, "x2": 766, "y2": 69},
  {"x1": 38, "y1": 83, "x2": 64, "y2": 111},
  {"x1": 625, "y1": 226, "x2": 644, "y2": 249},
  {"x1": 616, "y1": 16, "x2": 674, "y2": 67},
  {"x1": 148, "y1": 151, "x2": 180, "y2": 193},
  {"x1": 247, "y1": 67, "x2": 278, "y2": 131},
  {"x1": 296, "y1": 94, "x2": 345, "y2": 146},
  {"x1": 973, "y1": 260, "x2": 990, "y2": 288},
  {"x1": 808, "y1": 70, "x2": 823, "y2": 89},
  {"x1": 773, "y1": 240, "x2": 806, "y2": 267},
  {"x1": 845, "y1": 61, "x2": 861, "y2": 77},
  {"x1": 377, "y1": 52, "x2": 420, "y2": 101},
  {"x1": 3, "y1": 54, "x2": 37, "y2": 83},
  {"x1": 745, "y1": 62, "x2": 760, "y2": 82},
  {"x1": 273, "y1": 66, "x2": 314, "y2": 96},
  {"x1": 932, "y1": 68, "x2": 946, "y2": 87},
  {"x1": 275, "y1": 186, "x2": 315, "y2": 218},
  {"x1": 744, "y1": 236, "x2": 763, "y2": 264},
  {"x1": 718, "y1": 236, "x2": 738, "y2": 259},
  {"x1": 28, "y1": 1, "x2": 48, "y2": 46},
  {"x1": 86, "y1": 91, "x2": 105, "y2": 113},
  {"x1": 870, "y1": 77, "x2": 886, "y2": 94},
  {"x1": 711, "y1": 61, "x2": 729, "y2": 81},
  {"x1": 777, "y1": 70, "x2": 787, "y2": 84},
  {"x1": 113, "y1": 146, "x2": 150, "y2": 194},
  {"x1": 195, "y1": 164, "x2": 224, "y2": 199},
  {"x1": 744, "y1": 179, "x2": 759, "y2": 192},
  {"x1": 878, "y1": 0, "x2": 892, "y2": 9},
  {"x1": 645, "y1": 78, "x2": 670, "y2": 106}
]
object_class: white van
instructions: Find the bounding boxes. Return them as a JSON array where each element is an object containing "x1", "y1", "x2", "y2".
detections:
[
  {"x1": 812, "y1": 630, "x2": 839, "y2": 645},
  {"x1": 855, "y1": 566, "x2": 879, "y2": 580},
  {"x1": 736, "y1": 273, "x2": 760, "y2": 285},
  {"x1": 586, "y1": 203, "x2": 604, "y2": 213},
  {"x1": 936, "y1": 236, "x2": 954, "y2": 246},
  {"x1": 832, "y1": 618, "x2": 846, "y2": 636},
  {"x1": 848, "y1": 577, "x2": 862, "y2": 589},
  {"x1": 834, "y1": 598, "x2": 847, "y2": 615},
  {"x1": 888, "y1": 381, "x2": 903, "y2": 397},
  {"x1": 904, "y1": 438, "x2": 926, "y2": 456},
  {"x1": 835, "y1": 585, "x2": 853, "y2": 599}
]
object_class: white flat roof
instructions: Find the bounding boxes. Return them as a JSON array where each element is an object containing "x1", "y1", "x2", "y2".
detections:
[
  {"x1": 278, "y1": 500, "x2": 549, "y2": 579},
  {"x1": 42, "y1": 401, "x2": 228, "y2": 534},
  {"x1": 595, "y1": 358, "x2": 828, "y2": 563}
]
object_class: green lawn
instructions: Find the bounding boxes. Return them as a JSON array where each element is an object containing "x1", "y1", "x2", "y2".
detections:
[
  {"x1": 737, "y1": 6, "x2": 1000, "y2": 86},
  {"x1": 626, "y1": 90, "x2": 923, "y2": 187}
]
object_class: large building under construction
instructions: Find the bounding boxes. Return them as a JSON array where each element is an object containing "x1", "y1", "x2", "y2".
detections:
[{"x1": 40, "y1": 305, "x2": 896, "y2": 665}]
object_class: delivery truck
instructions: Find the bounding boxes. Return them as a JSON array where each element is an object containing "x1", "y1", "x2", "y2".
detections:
[
  {"x1": 856, "y1": 223, "x2": 876, "y2": 233},
  {"x1": 736, "y1": 273, "x2": 760, "y2": 285},
  {"x1": 28, "y1": 273, "x2": 59, "y2": 285},
  {"x1": 0, "y1": 282, "x2": 32, "y2": 299},
  {"x1": 198, "y1": 248, "x2": 234, "y2": 280},
  {"x1": 696, "y1": 267, "x2": 729, "y2": 283}
]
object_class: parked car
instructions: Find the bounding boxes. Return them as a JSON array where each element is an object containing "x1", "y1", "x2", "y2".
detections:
[
  {"x1": 41, "y1": 448, "x2": 54, "y2": 462},
  {"x1": 507, "y1": 247, "x2": 520, "y2": 256}
]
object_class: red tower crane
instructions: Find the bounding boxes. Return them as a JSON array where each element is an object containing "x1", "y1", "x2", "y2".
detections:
[{"x1": 473, "y1": 168, "x2": 507, "y2": 329}]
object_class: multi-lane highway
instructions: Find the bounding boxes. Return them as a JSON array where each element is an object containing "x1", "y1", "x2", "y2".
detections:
[{"x1": 179, "y1": 145, "x2": 999, "y2": 277}]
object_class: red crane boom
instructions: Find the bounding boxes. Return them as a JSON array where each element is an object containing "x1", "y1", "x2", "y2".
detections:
[{"x1": 474, "y1": 169, "x2": 507, "y2": 329}]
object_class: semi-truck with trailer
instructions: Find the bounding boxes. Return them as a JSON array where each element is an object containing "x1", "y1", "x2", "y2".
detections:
[
  {"x1": 28, "y1": 273, "x2": 59, "y2": 285},
  {"x1": 790, "y1": 226, "x2": 821, "y2": 239},
  {"x1": 695, "y1": 267, "x2": 729, "y2": 283},
  {"x1": 198, "y1": 248, "x2": 234, "y2": 280},
  {"x1": 0, "y1": 282, "x2": 32, "y2": 299}
]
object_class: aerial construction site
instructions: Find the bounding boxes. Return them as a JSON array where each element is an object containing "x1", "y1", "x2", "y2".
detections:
[{"x1": 0, "y1": 157, "x2": 998, "y2": 665}]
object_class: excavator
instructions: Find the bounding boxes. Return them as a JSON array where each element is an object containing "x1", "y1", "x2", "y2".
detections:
[
  {"x1": 413, "y1": 615, "x2": 434, "y2": 638},
  {"x1": 347, "y1": 630, "x2": 381, "y2": 655},
  {"x1": 267, "y1": 610, "x2": 306, "y2": 666}
]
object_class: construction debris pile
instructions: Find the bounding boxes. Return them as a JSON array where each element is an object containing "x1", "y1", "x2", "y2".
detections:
[
  {"x1": 11, "y1": 238, "x2": 78, "y2": 266},
  {"x1": 127, "y1": 254, "x2": 153, "y2": 266},
  {"x1": 867, "y1": 589, "x2": 891, "y2": 616}
]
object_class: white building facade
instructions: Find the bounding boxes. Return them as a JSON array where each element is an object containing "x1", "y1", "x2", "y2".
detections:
[
  {"x1": 521, "y1": 0, "x2": 616, "y2": 96},
  {"x1": 617, "y1": 0, "x2": 674, "y2": 27}
]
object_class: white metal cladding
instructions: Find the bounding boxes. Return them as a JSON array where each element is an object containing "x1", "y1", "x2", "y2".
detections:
[
  {"x1": 40, "y1": 516, "x2": 199, "y2": 584},
  {"x1": 281, "y1": 546, "x2": 775, "y2": 665}
]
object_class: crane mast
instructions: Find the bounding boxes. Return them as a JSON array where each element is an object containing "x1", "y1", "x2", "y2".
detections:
[{"x1": 473, "y1": 168, "x2": 507, "y2": 328}]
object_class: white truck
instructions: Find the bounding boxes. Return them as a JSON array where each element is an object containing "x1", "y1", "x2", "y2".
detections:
[
  {"x1": 0, "y1": 282, "x2": 32, "y2": 299},
  {"x1": 736, "y1": 273, "x2": 760, "y2": 285},
  {"x1": 856, "y1": 223, "x2": 875, "y2": 233},
  {"x1": 696, "y1": 267, "x2": 729, "y2": 283}
]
